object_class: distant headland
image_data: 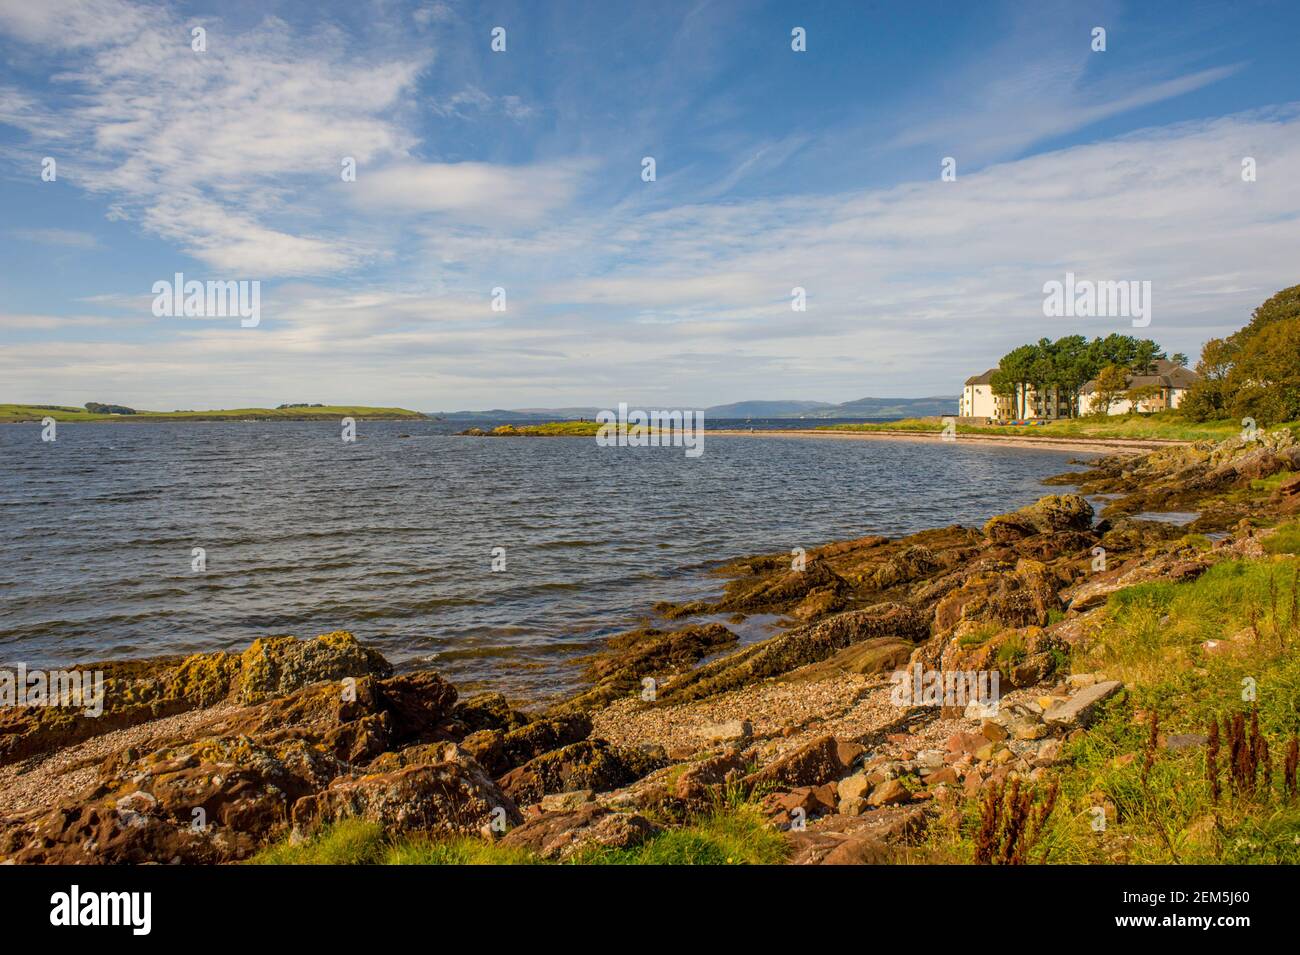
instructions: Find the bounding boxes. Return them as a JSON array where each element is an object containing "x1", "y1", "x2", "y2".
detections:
[{"x1": 0, "y1": 403, "x2": 425, "y2": 423}]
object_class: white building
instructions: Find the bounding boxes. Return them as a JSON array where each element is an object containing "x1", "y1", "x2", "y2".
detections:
[
  {"x1": 960, "y1": 370, "x2": 1000, "y2": 419},
  {"x1": 960, "y1": 359, "x2": 1200, "y2": 420},
  {"x1": 1078, "y1": 360, "x2": 1199, "y2": 416}
]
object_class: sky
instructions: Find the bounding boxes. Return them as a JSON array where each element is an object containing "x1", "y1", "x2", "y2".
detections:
[{"x1": 1, "y1": 0, "x2": 1298, "y2": 411}]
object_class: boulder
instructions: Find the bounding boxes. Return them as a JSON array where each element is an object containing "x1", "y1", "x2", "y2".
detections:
[
  {"x1": 460, "y1": 711, "x2": 592, "y2": 776},
  {"x1": 498, "y1": 739, "x2": 665, "y2": 804},
  {"x1": 1043, "y1": 680, "x2": 1124, "y2": 728},
  {"x1": 743, "y1": 735, "x2": 860, "y2": 791},
  {"x1": 661, "y1": 603, "x2": 929, "y2": 703},
  {"x1": 292, "y1": 758, "x2": 521, "y2": 836},
  {"x1": 499, "y1": 803, "x2": 660, "y2": 860}
]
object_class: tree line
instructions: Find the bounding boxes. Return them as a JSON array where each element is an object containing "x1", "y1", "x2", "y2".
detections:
[
  {"x1": 1181, "y1": 284, "x2": 1300, "y2": 426},
  {"x1": 989, "y1": 335, "x2": 1184, "y2": 419}
]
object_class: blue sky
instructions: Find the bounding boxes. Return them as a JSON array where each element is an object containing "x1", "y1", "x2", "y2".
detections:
[{"x1": 1, "y1": 0, "x2": 1299, "y2": 410}]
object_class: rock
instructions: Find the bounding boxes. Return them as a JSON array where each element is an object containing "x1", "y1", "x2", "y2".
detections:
[
  {"x1": 698, "y1": 720, "x2": 752, "y2": 743},
  {"x1": 1043, "y1": 680, "x2": 1124, "y2": 728},
  {"x1": 923, "y1": 766, "x2": 959, "y2": 786},
  {"x1": 499, "y1": 803, "x2": 660, "y2": 860},
  {"x1": 984, "y1": 495, "x2": 1093, "y2": 542},
  {"x1": 674, "y1": 748, "x2": 748, "y2": 801},
  {"x1": 981, "y1": 721, "x2": 1009, "y2": 742},
  {"x1": 560, "y1": 623, "x2": 739, "y2": 710},
  {"x1": 660, "y1": 603, "x2": 929, "y2": 703},
  {"x1": 237, "y1": 632, "x2": 391, "y2": 704},
  {"x1": 451, "y1": 692, "x2": 528, "y2": 735},
  {"x1": 743, "y1": 735, "x2": 858, "y2": 791},
  {"x1": 539, "y1": 789, "x2": 595, "y2": 812},
  {"x1": 786, "y1": 805, "x2": 929, "y2": 865},
  {"x1": 1164, "y1": 733, "x2": 1209, "y2": 752},
  {"x1": 837, "y1": 773, "x2": 871, "y2": 804},
  {"x1": 292, "y1": 757, "x2": 520, "y2": 837},
  {"x1": 459, "y1": 711, "x2": 592, "y2": 776},
  {"x1": 867, "y1": 778, "x2": 910, "y2": 807},
  {"x1": 1009, "y1": 719, "x2": 1049, "y2": 741},
  {"x1": 0, "y1": 632, "x2": 393, "y2": 766},
  {"x1": 498, "y1": 739, "x2": 664, "y2": 805}
]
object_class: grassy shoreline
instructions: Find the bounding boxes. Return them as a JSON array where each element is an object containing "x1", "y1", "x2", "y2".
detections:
[
  {"x1": 0, "y1": 403, "x2": 425, "y2": 422},
  {"x1": 823, "y1": 412, "x2": 1268, "y2": 443}
]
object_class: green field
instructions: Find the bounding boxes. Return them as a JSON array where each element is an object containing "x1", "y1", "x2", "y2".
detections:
[
  {"x1": 823, "y1": 413, "x2": 1281, "y2": 443},
  {"x1": 0, "y1": 404, "x2": 425, "y2": 423}
]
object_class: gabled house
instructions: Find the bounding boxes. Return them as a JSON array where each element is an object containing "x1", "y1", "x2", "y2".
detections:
[{"x1": 1078, "y1": 360, "x2": 1200, "y2": 415}]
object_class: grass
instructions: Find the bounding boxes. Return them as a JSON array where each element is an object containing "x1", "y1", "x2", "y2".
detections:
[
  {"x1": 1262, "y1": 519, "x2": 1300, "y2": 556},
  {"x1": 0, "y1": 403, "x2": 424, "y2": 422},
  {"x1": 486, "y1": 421, "x2": 603, "y2": 436},
  {"x1": 249, "y1": 803, "x2": 789, "y2": 865},
  {"x1": 824, "y1": 413, "x2": 1292, "y2": 443},
  {"x1": 918, "y1": 554, "x2": 1300, "y2": 864}
]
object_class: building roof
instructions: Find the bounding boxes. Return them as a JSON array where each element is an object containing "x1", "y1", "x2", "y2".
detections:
[
  {"x1": 964, "y1": 369, "x2": 997, "y2": 386},
  {"x1": 1080, "y1": 360, "x2": 1200, "y2": 395}
]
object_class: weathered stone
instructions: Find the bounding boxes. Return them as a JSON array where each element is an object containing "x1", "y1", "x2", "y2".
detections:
[
  {"x1": 292, "y1": 757, "x2": 520, "y2": 836},
  {"x1": 498, "y1": 739, "x2": 664, "y2": 805},
  {"x1": 1043, "y1": 680, "x2": 1124, "y2": 727},
  {"x1": 498, "y1": 803, "x2": 660, "y2": 860},
  {"x1": 743, "y1": 735, "x2": 856, "y2": 791},
  {"x1": 697, "y1": 720, "x2": 752, "y2": 743},
  {"x1": 867, "y1": 778, "x2": 910, "y2": 807}
]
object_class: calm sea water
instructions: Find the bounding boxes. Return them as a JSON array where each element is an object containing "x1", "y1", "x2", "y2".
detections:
[{"x1": 0, "y1": 419, "x2": 1077, "y2": 701}]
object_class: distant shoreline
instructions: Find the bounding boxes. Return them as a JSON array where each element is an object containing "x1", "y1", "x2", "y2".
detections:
[
  {"x1": 0, "y1": 404, "x2": 425, "y2": 423},
  {"x1": 705, "y1": 428, "x2": 1180, "y2": 454}
]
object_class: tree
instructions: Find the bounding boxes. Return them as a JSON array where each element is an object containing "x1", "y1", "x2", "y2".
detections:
[
  {"x1": 1090, "y1": 364, "x2": 1130, "y2": 417},
  {"x1": 991, "y1": 335, "x2": 1167, "y2": 419},
  {"x1": 1181, "y1": 285, "x2": 1300, "y2": 425},
  {"x1": 1171, "y1": 352, "x2": 1189, "y2": 367},
  {"x1": 1125, "y1": 383, "x2": 1161, "y2": 413}
]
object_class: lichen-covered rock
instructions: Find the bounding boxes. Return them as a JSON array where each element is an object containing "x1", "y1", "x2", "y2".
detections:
[
  {"x1": 498, "y1": 803, "x2": 659, "y2": 859},
  {"x1": 717, "y1": 558, "x2": 853, "y2": 614},
  {"x1": 984, "y1": 495, "x2": 1093, "y2": 542},
  {"x1": 743, "y1": 735, "x2": 863, "y2": 791},
  {"x1": 459, "y1": 711, "x2": 592, "y2": 776},
  {"x1": 291, "y1": 757, "x2": 520, "y2": 836},
  {"x1": 236, "y1": 631, "x2": 391, "y2": 704},
  {"x1": 0, "y1": 632, "x2": 392, "y2": 766},
  {"x1": 559, "y1": 623, "x2": 738, "y2": 711},
  {"x1": 659, "y1": 603, "x2": 929, "y2": 703},
  {"x1": 2, "y1": 735, "x2": 343, "y2": 864},
  {"x1": 450, "y1": 692, "x2": 529, "y2": 735},
  {"x1": 498, "y1": 738, "x2": 665, "y2": 804},
  {"x1": 0, "y1": 668, "x2": 457, "y2": 863},
  {"x1": 871, "y1": 545, "x2": 940, "y2": 589}
]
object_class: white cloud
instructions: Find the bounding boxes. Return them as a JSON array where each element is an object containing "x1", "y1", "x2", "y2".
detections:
[
  {"x1": 7, "y1": 228, "x2": 101, "y2": 249},
  {"x1": 351, "y1": 161, "x2": 581, "y2": 224},
  {"x1": 0, "y1": 0, "x2": 427, "y2": 277}
]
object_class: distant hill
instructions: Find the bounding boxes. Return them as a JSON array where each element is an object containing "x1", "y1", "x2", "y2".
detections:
[
  {"x1": 0, "y1": 404, "x2": 425, "y2": 422},
  {"x1": 702, "y1": 400, "x2": 837, "y2": 418},
  {"x1": 431, "y1": 396, "x2": 958, "y2": 420},
  {"x1": 805, "y1": 396, "x2": 958, "y2": 418}
]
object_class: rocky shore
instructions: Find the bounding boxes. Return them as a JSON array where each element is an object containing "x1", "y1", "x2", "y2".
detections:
[{"x1": 3, "y1": 429, "x2": 1299, "y2": 864}]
